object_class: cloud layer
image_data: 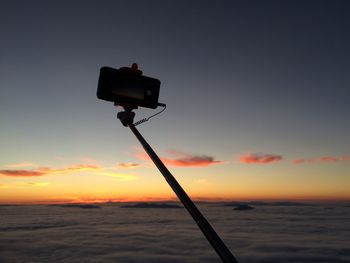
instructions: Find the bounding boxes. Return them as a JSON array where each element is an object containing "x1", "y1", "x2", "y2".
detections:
[
  {"x1": 0, "y1": 202, "x2": 349, "y2": 263},
  {"x1": 239, "y1": 153, "x2": 283, "y2": 164}
]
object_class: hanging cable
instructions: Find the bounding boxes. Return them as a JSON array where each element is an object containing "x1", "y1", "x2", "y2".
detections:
[{"x1": 133, "y1": 103, "x2": 167, "y2": 126}]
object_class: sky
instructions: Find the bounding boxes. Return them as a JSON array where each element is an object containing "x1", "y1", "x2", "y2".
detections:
[{"x1": 0, "y1": 0, "x2": 349, "y2": 203}]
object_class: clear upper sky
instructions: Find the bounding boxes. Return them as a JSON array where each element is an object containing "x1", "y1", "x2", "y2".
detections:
[{"x1": 1, "y1": 1, "x2": 349, "y2": 203}]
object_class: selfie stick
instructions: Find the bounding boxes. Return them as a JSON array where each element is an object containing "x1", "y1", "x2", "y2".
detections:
[{"x1": 117, "y1": 107, "x2": 238, "y2": 263}]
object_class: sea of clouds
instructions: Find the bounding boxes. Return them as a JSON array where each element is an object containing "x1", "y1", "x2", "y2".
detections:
[{"x1": 0, "y1": 202, "x2": 349, "y2": 263}]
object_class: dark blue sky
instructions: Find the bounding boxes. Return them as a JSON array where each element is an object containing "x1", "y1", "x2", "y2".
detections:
[{"x1": 1, "y1": 1, "x2": 350, "y2": 201}]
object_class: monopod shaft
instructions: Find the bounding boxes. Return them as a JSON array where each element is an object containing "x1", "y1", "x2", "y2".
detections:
[{"x1": 128, "y1": 123, "x2": 238, "y2": 263}]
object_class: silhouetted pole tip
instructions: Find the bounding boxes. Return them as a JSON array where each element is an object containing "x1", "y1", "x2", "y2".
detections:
[
  {"x1": 131, "y1": 63, "x2": 138, "y2": 71},
  {"x1": 119, "y1": 63, "x2": 143, "y2": 75}
]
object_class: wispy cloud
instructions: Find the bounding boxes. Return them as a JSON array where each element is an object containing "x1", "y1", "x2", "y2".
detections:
[
  {"x1": 99, "y1": 172, "x2": 137, "y2": 181},
  {"x1": 0, "y1": 181, "x2": 51, "y2": 189},
  {"x1": 0, "y1": 164, "x2": 101, "y2": 177},
  {"x1": 39, "y1": 164, "x2": 101, "y2": 174},
  {"x1": 0, "y1": 170, "x2": 46, "y2": 177},
  {"x1": 0, "y1": 161, "x2": 140, "y2": 182},
  {"x1": 239, "y1": 153, "x2": 283, "y2": 164},
  {"x1": 117, "y1": 162, "x2": 141, "y2": 169},
  {"x1": 293, "y1": 156, "x2": 350, "y2": 164},
  {"x1": 136, "y1": 149, "x2": 223, "y2": 167},
  {"x1": 26, "y1": 182, "x2": 51, "y2": 187},
  {"x1": 162, "y1": 155, "x2": 223, "y2": 167}
]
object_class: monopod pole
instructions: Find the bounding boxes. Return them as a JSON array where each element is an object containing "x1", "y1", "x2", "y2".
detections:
[{"x1": 127, "y1": 123, "x2": 238, "y2": 263}]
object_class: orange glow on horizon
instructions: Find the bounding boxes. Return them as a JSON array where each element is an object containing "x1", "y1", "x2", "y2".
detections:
[
  {"x1": 2, "y1": 156, "x2": 350, "y2": 205},
  {"x1": 1, "y1": 192, "x2": 349, "y2": 205}
]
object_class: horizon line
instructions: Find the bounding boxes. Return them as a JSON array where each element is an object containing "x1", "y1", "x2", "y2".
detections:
[{"x1": 1, "y1": 197, "x2": 349, "y2": 205}]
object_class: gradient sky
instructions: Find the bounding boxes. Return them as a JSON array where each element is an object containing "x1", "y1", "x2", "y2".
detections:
[{"x1": 1, "y1": 0, "x2": 349, "y2": 203}]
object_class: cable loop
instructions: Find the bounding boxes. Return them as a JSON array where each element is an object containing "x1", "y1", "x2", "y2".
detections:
[{"x1": 133, "y1": 104, "x2": 166, "y2": 126}]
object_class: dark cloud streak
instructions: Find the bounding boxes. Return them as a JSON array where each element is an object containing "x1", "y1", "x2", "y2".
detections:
[
  {"x1": 0, "y1": 170, "x2": 46, "y2": 177},
  {"x1": 0, "y1": 164, "x2": 101, "y2": 177},
  {"x1": 136, "y1": 149, "x2": 223, "y2": 167},
  {"x1": 239, "y1": 153, "x2": 283, "y2": 164},
  {"x1": 117, "y1": 163, "x2": 141, "y2": 169},
  {"x1": 293, "y1": 156, "x2": 350, "y2": 164}
]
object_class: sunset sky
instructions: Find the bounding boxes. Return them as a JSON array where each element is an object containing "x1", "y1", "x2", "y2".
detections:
[{"x1": 1, "y1": 1, "x2": 349, "y2": 203}]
